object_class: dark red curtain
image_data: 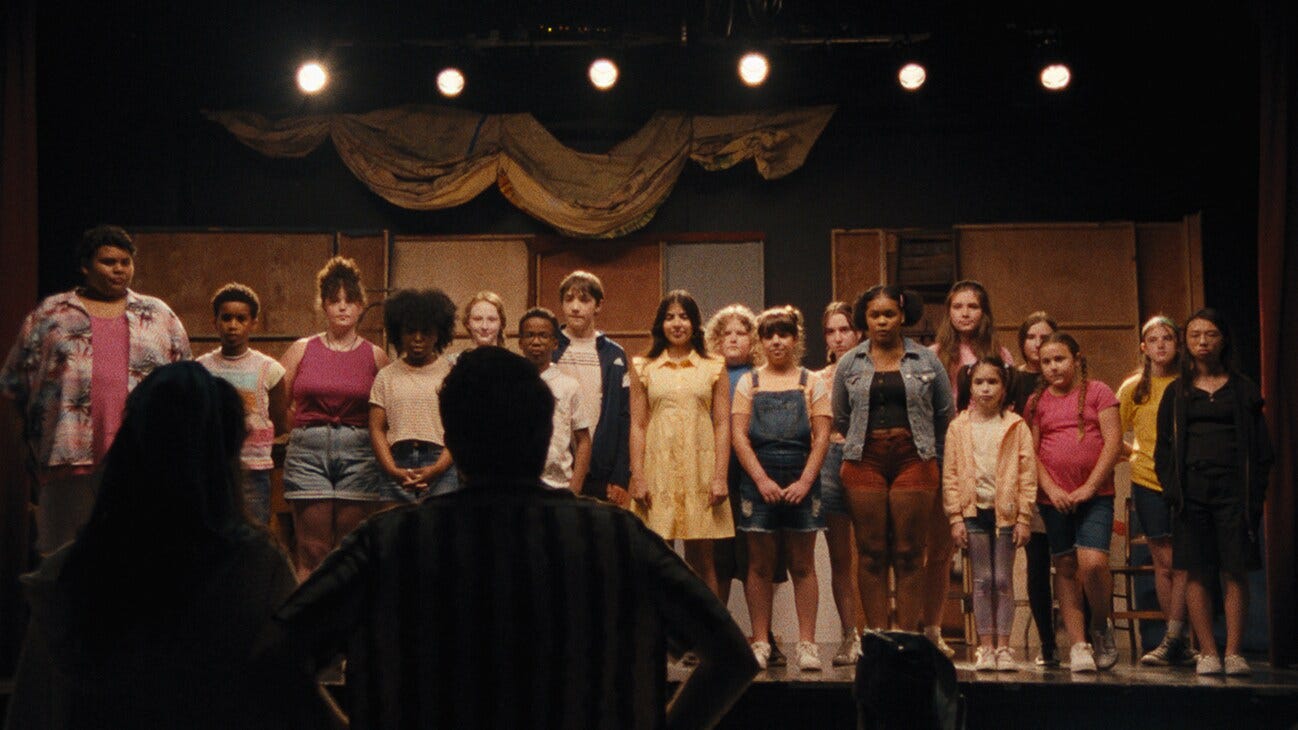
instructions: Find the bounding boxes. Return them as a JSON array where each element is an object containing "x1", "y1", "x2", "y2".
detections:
[
  {"x1": 0, "y1": 0, "x2": 38, "y2": 672},
  {"x1": 1258, "y1": 0, "x2": 1298, "y2": 668}
]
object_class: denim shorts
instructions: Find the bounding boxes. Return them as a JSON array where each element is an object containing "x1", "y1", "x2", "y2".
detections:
[
  {"x1": 243, "y1": 469, "x2": 272, "y2": 524},
  {"x1": 737, "y1": 451, "x2": 826, "y2": 533},
  {"x1": 819, "y1": 441, "x2": 850, "y2": 516},
  {"x1": 1131, "y1": 482, "x2": 1172, "y2": 540},
  {"x1": 964, "y1": 507, "x2": 1011, "y2": 536},
  {"x1": 1039, "y1": 495, "x2": 1114, "y2": 556},
  {"x1": 390, "y1": 440, "x2": 461, "y2": 501},
  {"x1": 283, "y1": 424, "x2": 394, "y2": 502}
]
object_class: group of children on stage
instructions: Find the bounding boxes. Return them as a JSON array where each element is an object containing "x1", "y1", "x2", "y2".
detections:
[{"x1": 202, "y1": 259, "x2": 1271, "y2": 678}]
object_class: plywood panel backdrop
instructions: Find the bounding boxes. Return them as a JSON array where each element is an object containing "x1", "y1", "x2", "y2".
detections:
[
  {"x1": 130, "y1": 231, "x2": 336, "y2": 359},
  {"x1": 956, "y1": 223, "x2": 1140, "y2": 389},
  {"x1": 535, "y1": 240, "x2": 662, "y2": 358},
  {"x1": 1136, "y1": 214, "x2": 1204, "y2": 324},
  {"x1": 831, "y1": 229, "x2": 886, "y2": 304},
  {"x1": 391, "y1": 235, "x2": 532, "y2": 353},
  {"x1": 663, "y1": 240, "x2": 764, "y2": 322},
  {"x1": 339, "y1": 232, "x2": 389, "y2": 350}
]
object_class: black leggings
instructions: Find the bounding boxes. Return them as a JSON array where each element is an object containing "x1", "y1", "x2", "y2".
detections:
[
  {"x1": 1024, "y1": 531, "x2": 1055, "y2": 653},
  {"x1": 1025, "y1": 530, "x2": 1094, "y2": 653}
]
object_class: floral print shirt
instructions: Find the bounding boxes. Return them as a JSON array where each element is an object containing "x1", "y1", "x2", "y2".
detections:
[{"x1": 0, "y1": 289, "x2": 190, "y2": 469}]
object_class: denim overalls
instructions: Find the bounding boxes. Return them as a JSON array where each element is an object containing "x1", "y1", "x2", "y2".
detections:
[{"x1": 737, "y1": 369, "x2": 825, "y2": 532}]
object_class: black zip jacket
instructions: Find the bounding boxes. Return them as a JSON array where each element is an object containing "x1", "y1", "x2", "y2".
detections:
[{"x1": 1153, "y1": 374, "x2": 1274, "y2": 538}]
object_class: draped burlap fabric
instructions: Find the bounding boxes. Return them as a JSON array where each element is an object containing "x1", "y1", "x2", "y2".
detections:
[{"x1": 205, "y1": 105, "x2": 834, "y2": 238}]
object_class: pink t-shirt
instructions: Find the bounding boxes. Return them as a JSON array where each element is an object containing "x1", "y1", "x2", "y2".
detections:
[
  {"x1": 90, "y1": 315, "x2": 130, "y2": 465},
  {"x1": 1030, "y1": 380, "x2": 1119, "y2": 503},
  {"x1": 292, "y1": 336, "x2": 378, "y2": 428}
]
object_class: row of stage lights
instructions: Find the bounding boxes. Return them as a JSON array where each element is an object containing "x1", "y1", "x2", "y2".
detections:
[{"x1": 294, "y1": 53, "x2": 1073, "y2": 97}]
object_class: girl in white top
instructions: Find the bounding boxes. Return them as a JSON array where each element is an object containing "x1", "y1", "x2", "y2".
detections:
[
  {"x1": 369, "y1": 289, "x2": 460, "y2": 500},
  {"x1": 942, "y1": 357, "x2": 1036, "y2": 671}
]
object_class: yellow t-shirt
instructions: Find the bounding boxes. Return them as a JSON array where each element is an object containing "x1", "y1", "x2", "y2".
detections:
[{"x1": 1117, "y1": 373, "x2": 1176, "y2": 491}]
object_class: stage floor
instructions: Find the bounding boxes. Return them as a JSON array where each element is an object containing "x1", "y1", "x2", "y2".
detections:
[
  {"x1": 672, "y1": 641, "x2": 1298, "y2": 730},
  {"x1": 671, "y1": 640, "x2": 1298, "y2": 688}
]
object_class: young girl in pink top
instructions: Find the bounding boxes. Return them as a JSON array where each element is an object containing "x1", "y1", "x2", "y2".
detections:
[
  {"x1": 942, "y1": 357, "x2": 1036, "y2": 671},
  {"x1": 1027, "y1": 332, "x2": 1123, "y2": 673}
]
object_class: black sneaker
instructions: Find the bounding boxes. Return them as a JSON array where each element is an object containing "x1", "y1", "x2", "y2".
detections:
[
  {"x1": 1141, "y1": 635, "x2": 1197, "y2": 667},
  {"x1": 768, "y1": 639, "x2": 787, "y2": 667},
  {"x1": 1034, "y1": 647, "x2": 1060, "y2": 668}
]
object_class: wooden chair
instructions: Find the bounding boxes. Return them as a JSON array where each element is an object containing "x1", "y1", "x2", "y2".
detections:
[{"x1": 1110, "y1": 496, "x2": 1164, "y2": 661}]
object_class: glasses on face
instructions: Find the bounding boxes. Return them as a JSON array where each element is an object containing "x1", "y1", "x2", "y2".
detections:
[{"x1": 519, "y1": 331, "x2": 553, "y2": 341}]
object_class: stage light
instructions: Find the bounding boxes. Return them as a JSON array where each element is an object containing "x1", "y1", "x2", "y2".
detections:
[
  {"x1": 1040, "y1": 63, "x2": 1071, "y2": 91},
  {"x1": 588, "y1": 58, "x2": 619, "y2": 91},
  {"x1": 738, "y1": 52, "x2": 769, "y2": 87},
  {"x1": 296, "y1": 61, "x2": 328, "y2": 94},
  {"x1": 898, "y1": 62, "x2": 927, "y2": 91},
  {"x1": 437, "y1": 67, "x2": 466, "y2": 97}
]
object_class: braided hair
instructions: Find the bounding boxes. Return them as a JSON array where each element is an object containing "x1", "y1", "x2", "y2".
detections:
[{"x1": 1026, "y1": 332, "x2": 1089, "y2": 441}]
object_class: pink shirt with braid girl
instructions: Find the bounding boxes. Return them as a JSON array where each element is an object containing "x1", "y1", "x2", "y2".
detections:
[{"x1": 1029, "y1": 381, "x2": 1119, "y2": 504}]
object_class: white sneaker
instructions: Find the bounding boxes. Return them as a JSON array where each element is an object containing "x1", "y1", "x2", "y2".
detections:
[
  {"x1": 751, "y1": 641, "x2": 771, "y2": 670},
  {"x1": 832, "y1": 630, "x2": 862, "y2": 666},
  {"x1": 973, "y1": 646, "x2": 997, "y2": 671},
  {"x1": 995, "y1": 646, "x2": 1018, "y2": 672},
  {"x1": 1069, "y1": 642, "x2": 1097, "y2": 673},
  {"x1": 1223, "y1": 654, "x2": 1251, "y2": 676},
  {"x1": 1092, "y1": 621, "x2": 1119, "y2": 670},
  {"x1": 924, "y1": 626, "x2": 957, "y2": 659},
  {"x1": 796, "y1": 641, "x2": 822, "y2": 671},
  {"x1": 1196, "y1": 654, "x2": 1223, "y2": 675}
]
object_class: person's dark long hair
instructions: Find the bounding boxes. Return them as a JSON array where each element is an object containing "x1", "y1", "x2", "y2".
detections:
[
  {"x1": 1180, "y1": 307, "x2": 1237, "y2": 378},
  {"x1": 59, "y1": 362, "x2": 253, "y2": 655},
  {"x1": 645, "y1": 290, "x2": 708, "y2": 359}
]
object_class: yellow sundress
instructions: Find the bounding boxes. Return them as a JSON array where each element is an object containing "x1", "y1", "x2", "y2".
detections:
[{"x1": 631, "y1": 351, "x2": 735, "y2": 540}]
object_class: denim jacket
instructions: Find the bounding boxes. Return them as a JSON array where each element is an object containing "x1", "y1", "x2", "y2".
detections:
[{"x1": 831, "y1": 338, "x2": 954, "y2": 463}]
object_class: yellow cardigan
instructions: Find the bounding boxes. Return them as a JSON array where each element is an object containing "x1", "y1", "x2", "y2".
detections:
[{"x1": 941, "y1": 411, "x2": 1038, "y2": 527}]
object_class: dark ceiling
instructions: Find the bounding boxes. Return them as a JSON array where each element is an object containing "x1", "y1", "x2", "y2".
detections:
[{"x1": 39, "y1": 1, "x2": 1257, "y2": 125}]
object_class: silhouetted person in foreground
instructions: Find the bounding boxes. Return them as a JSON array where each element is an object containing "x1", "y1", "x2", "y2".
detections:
[
  {"x1": 5, "y1": 362, "x2": 297, "y2": 730},
  {"x1": 258, "y1": 346, "x2": 758, "y2": 730}
]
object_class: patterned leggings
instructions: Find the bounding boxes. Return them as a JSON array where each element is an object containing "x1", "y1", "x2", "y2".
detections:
[{"x1": 967, "y1": 513, "x2": 1015, "y2": 637}]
